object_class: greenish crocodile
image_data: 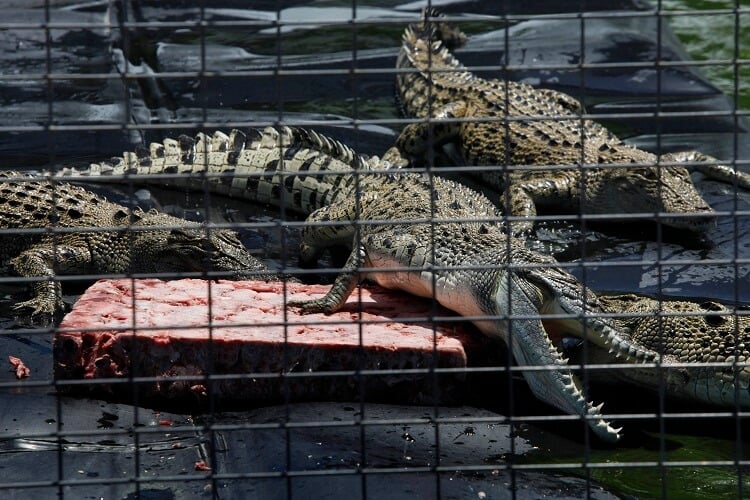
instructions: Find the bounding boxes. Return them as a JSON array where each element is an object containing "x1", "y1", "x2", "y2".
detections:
[
  {"x1": 384, "y1": 9, "x2": 750, "y2": 234},
  {"x1": 0, "y1": 171, "x2": 265, "y2": 317},
  {"x1": 53, "y1": 126, "x2": 661, "y2": 442},
  {"x1": 590, "y1": 294, "x2": 749, "y2": 406}
]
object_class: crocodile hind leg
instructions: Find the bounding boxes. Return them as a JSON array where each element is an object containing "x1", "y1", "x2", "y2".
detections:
[
  {"x1": 663, "y1": 151, "x2": 750, "y2": 188},
  {"x1": 500, "y1": 185, "x2": 538, "y2": 236}
]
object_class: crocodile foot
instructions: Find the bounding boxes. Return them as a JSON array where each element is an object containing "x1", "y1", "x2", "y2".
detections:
[
  {"x1": 12, "y1": 298, "x2": 65, "y2": 326},
  {"x1": 13, "y1": 292, "x2": 64, "y2": 315},
  {"x1": 381, "y1": 146, "x2": 410, "y2": 168},
  {"x1": 287, "y1": 297, "x2": 338, "y2": 315}
]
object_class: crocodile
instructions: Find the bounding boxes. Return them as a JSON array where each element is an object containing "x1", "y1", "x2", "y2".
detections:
[
  {"x1": 52, "y1": 126, "x2": 664, "y2": 442},
  {"x1": 0, "y1": 171, "x2": 266, "y2": 317},
  {"x1": 584, "y1": 294, "x2": 750, "y2": 406},
  {"x1": 384, "y1": 8, "x2": 750, "y2": 234}
]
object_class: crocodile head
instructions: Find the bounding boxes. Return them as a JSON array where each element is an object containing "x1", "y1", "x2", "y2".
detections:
[
  {"x1": 596, "y1": 294, "x2": 750, "y2": 407},
  {"x1": 586, "y1": 165, "x2": 716, "y2": 232},
  {"x1": 487, "y1": 248, "x2": 660, "y2": 442},
  {"x1": 151, "y1": 228, "x2": 267, "y2": 279}
]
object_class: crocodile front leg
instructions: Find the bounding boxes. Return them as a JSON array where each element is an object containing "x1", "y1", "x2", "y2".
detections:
[
  {"x1": 10, "y1": 241, "x2": 92, "y2": 315},
  {"x1": 296, "y1": 194, "x2": 366, "y2": 268},
  {"x1": 290, "y1": 243, "x2": 366, "y2": 314},
  {"x1": 291, "y1": 201, "x2": 364, "y2": 313},
  {"x1": 385, "y1": 101, "x2": 468, "y2": 166},
  {"x1": 664, "y1": 151, "x2": 750, "y2": 189},
  {"x1": 534, "y1": 87, "x2": 585, "y2": 114},
  {"x1": 501, "y1": 185, "x2": 538, "y2": 235},
  {"x1": 500, "y1": 172, "x2": 578, "y2": 236}
]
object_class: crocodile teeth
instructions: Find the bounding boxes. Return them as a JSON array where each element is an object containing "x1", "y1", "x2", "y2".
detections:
[
  {"x1": 593, "y1": 420, "x2": 621, "y2": 442},
  {"x1": 584, "y1": 400, "x2": 621, "y2": 442}
]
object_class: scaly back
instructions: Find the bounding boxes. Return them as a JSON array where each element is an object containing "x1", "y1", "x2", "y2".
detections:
[{"x1": 54, "y1": 127, "x2": 383, "y2": 217}]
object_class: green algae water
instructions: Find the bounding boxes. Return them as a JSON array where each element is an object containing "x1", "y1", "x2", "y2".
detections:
[
  {"x1": 546, "y1": 431, "x2": 748, "y2": 499},
  {"x1": 664, "y1": 0, "x2": 750, "y2": 110}
]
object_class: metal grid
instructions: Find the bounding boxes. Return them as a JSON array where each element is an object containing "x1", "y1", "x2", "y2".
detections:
[{"x1": 0, "y1": 1, "x2": 748, "y2": 498}]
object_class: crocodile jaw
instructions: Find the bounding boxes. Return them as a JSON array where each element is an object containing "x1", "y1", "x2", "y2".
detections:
[
  {"x1": 365, "y1": 258, "x2": 622, "y2": 441},
  {"x1": 670, "y1": 366, "x2": 750, "y2": 407},
  {"x1": 489, "y1": 280, "x2": 623, "y2": 442},
  {"x1": 603, "y1": 356, "x2": 750, "y2": 408},
  {"x1": 508, "y1": 338, "x2": 622, "y2": 443}
]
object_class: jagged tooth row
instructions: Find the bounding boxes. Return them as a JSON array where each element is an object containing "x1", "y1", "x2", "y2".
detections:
[
  {"x1": 586, "y1": 400, "x2": 622, "y2": 442},
  {"x1": 560, "y1": 372, "x2": 620, "y2": 442},
  {"x1": 602, "y1": 322, "x2": 656, "y2": 363},
  {"x1": 547, "y1": 333, "x2": 621, "y2": 442}
]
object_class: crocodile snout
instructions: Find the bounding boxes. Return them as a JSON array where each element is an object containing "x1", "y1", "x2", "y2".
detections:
[{"x1": 660, "y1": 208, "x2": 717, "y2": 233}]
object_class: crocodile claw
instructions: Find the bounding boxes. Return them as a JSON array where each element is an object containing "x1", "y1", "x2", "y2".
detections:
[
  {"x1": 12, "y1": 295, "x2": 65, "y2": 317},
  {"x1": 287, "y1": 298, "x2": 335, "y2": 315},
  {"x1": 12, "y1": 299, "x2": 63, "y2": 327}
]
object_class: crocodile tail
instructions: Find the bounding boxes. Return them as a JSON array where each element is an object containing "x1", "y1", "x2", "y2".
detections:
[
  {"x1": 396, "y1": 9, "x2": 475, "y2": 119},
  {"x1": 282, "y1": 127, "x2": 374, "y2": 171},
  {"x1": 401, "y1": 13, "x2": 470, "y2": 76},
  {"x1": 418, "y1": 7, "x2": 468, "y2": 50}
]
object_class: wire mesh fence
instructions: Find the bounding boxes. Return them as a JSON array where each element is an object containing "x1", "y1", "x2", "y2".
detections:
[{"x1": 0, "y1": 0, "x2": 748, "y2": 498}]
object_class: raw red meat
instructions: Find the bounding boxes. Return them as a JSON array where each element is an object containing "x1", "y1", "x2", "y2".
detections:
[
  {"x1": 54, "y1": 279, "x2": 491, "y2": 406},
  {"x1": 194, "y1": 461, "x2": 211, "y2": 472},
  {"x1": 8, "y1": 355, "x2": 30, "y2": 379}
]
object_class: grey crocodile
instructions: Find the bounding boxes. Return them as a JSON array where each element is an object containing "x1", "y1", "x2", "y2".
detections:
[
  {"x1": 384, "y1": 9, "x2": 750, "y2": 234},
  {"x1": 0, "y1": 171, "x2": 265, "y2": 317},
  {"x1": 588, "y1": 294, "x2": 750, "y2": 406},
  {"x1": 53, "y1": 126, "x2": 664, "y2": 441}
]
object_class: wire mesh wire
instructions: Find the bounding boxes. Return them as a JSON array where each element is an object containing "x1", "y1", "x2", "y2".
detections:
[{"x1": 0, "y1": 0, "x2": 748, "y2": 498}]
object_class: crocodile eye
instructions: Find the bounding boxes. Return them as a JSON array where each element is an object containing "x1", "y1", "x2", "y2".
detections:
[
  {"x1": 700, "y1": 301, "x2": 724, "y2": 312},
  {"x1": 641, "y1": 169, "x2": 659, "y2": 180}
]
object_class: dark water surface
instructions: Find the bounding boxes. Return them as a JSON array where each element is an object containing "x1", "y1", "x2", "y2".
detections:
[{"x1": 0, "y1": 1, "x2": 749, "y2": 498}]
